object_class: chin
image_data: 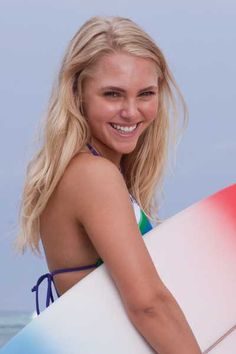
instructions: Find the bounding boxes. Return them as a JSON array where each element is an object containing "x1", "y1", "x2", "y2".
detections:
[{"x1": 117, "y1": 143, "x2": 137, "y2": 155}]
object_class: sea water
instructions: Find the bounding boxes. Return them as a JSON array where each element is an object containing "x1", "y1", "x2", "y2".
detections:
[{"x1": 0, "y1": 310, "x2": 32, "y2": 347}]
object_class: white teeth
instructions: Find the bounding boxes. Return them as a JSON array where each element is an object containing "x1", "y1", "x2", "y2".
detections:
[{"x1": 111, "y1": 123, "x2": 137, "y2": 132}]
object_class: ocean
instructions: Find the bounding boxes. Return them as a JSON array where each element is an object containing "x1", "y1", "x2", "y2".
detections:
[{"x1": 0, "y1": 311, "x2": 32, "y2": 348}]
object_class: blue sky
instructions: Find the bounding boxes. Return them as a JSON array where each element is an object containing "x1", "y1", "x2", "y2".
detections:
[{"x1": 0, "y1": 0, "x2": 235, "y2": 311}]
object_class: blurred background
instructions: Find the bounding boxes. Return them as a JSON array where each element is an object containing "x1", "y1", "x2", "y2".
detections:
[{"x1": 0, "y1": 0, "x2": 235, "y2": 344}]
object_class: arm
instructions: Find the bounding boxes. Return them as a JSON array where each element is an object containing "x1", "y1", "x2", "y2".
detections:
[{"x1": 64, "y1": 155, "x2": 202, "y2": 354}]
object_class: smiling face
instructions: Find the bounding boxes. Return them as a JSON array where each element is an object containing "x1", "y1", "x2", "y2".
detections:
[{"x1": 82, "y1": 52, "x2": 159, "y2": 166}]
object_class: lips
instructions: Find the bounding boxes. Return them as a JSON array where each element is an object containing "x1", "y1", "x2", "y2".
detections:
[
  {"x1": 109, "y1": 122, "x2": 140, "y2": 127},
  {"x1": 108, "y1": 122, "x2": 141, "y2": 137},
  {"x1": 110, "y1": 123, "x2": 137, "y2": 132}
]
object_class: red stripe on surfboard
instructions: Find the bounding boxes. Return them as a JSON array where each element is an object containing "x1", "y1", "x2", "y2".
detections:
[{"x1": 207, "y1": 183, "x2": 236, "y2": 225}]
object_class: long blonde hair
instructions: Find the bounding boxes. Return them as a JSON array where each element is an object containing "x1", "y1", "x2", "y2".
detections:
[{"x1": 17, "y1": 16, "x2": 188, "y2": 254}]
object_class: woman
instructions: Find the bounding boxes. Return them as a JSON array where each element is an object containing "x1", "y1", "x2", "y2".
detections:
[{"x1": 17, "y1": 16, "x2": 202, "y2": 354}]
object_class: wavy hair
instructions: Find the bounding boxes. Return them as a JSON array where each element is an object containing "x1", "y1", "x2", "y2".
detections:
[{"x1": 16, "y1": 16, "x2": 188, "y2": 254}]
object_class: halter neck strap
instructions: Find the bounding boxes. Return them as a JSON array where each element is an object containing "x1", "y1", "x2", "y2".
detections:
[
  {"x1": 86, "y1": 143, "x2": 101, "y2": 156},
  {"x1": 86, "y1": 143, "x2": 124, "y2": 174}
]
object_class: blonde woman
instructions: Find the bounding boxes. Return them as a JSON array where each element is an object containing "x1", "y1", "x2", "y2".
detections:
[{"x1": 17, "y1": 16, "x2": 202, "y2": 354}]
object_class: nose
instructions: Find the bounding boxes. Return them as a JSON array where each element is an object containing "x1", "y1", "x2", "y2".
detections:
[{"x1": 120, "y1": 99, "x2": 139, "y2": 120}]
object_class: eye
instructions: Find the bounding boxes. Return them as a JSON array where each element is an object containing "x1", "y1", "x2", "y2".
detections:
[
  {"x1": 140, "y1": 91, "x2": 156, "y2": 97},
  {"x1": 103, "y1": 91, "x2": 121, "y2": 98}
]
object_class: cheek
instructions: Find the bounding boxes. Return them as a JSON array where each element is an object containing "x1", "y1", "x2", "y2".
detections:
[
  {"x1": 100, "y1": 102, "x2": 119, "y2": 116},
  {"x1": 86, "y1": 98, "x2": 119, "y2": 120},
  {"x1": 144, "y1": 102, "x2": 158, "y2": 122}
]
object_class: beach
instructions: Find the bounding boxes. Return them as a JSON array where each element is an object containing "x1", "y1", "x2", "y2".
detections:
[{"x1": 0, "y1": 310, "x2": 32, "y2": 348}]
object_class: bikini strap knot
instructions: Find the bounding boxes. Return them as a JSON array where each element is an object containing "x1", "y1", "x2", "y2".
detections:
[{"x1": 31, "y1": 272, "x2": 56, "y2": 315}]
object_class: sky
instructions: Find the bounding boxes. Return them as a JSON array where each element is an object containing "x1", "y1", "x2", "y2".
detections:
[{"x1": 0, "y1": 0, "x2": 235, "y2": 312}]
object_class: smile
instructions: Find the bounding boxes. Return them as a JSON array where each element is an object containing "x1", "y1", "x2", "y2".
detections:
[{"x1": 109, "y1": 123, "x2": 138, "y2": 132}]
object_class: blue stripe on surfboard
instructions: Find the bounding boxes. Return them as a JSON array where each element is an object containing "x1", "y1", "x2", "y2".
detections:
[{"x1": 0, "y1": 324, "x2": 54, "y2": 354}]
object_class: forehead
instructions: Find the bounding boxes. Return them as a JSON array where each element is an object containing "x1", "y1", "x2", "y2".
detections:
[{"x1": 88, "y1": 52, "x2": 158, "y2": 88}]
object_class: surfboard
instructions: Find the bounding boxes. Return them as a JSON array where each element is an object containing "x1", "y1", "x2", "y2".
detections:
[{"x1": 1, "y1": 183, "x2": 236, "y2": 353}]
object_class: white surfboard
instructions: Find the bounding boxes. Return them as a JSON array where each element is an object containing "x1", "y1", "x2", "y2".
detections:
[{"x1": 1, "y1": 183, "x2": 236, "y2": 353}]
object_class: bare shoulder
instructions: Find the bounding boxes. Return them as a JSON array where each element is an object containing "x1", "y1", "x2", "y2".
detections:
[
  {"x1": 59, "y1": 152, "x2": 125, "y2": 200},
  {"x1": 63, "y1": 152, "x2": 121, "y2": 180},
  {"x1": 58, "y1": 152, "x2": 128, "y2": 219}
]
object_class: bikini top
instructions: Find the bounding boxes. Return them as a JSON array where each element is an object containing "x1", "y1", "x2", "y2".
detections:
[{"x1": 32, "y1": 143, "x2": 153, "y2": 315}]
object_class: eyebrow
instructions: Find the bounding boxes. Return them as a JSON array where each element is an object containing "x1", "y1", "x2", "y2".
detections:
[{"x1": 100, "y1": 85, "x2": 158, "y2": 92}]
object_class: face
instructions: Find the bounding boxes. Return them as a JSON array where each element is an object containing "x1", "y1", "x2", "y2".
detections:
[{"x1": 82, "y1": 52, "x2": 159, "y2": 166}]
